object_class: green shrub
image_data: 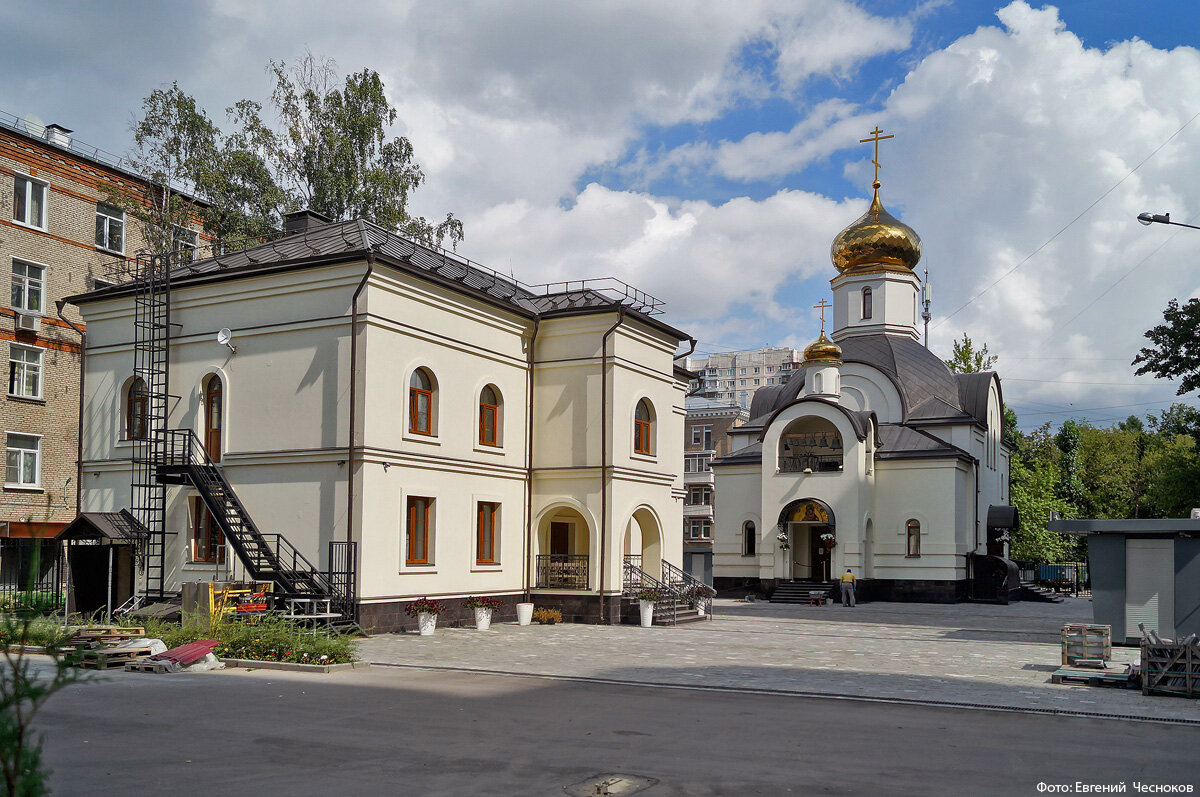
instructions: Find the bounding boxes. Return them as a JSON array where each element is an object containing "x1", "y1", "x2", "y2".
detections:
[{"x1": 111, "y1": 616, "x2": 357, "y2": 664}]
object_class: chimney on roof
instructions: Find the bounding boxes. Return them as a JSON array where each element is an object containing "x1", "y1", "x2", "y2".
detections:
[
  {"x1": 44, "y1": 124, "x2": 72, "y2": 148},
  {"x1": 283, "y1": 209, "x2": 334, "y2": 236}
]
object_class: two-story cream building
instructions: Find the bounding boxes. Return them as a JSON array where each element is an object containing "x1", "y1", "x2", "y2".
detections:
[{"x1": 68, "y1": 212, "x2": 692, "y2": 630}]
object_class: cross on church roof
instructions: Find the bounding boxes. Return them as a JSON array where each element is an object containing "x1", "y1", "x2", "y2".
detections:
[
  {"x1": 859, "y1": 126, "x2": 894, "y2": 187},
  {"x1": 813, "y1": 298, "x2": 832, "y2": 332}
]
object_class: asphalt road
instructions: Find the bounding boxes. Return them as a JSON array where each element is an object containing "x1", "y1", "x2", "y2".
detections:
[{"x1": 37, "y1": 664, "x2": 1198, "y2": 797}]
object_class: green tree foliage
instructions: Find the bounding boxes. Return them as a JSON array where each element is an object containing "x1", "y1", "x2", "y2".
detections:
[
  {"x1": 1133, "y1": 298, "x2": 1200, "y2": 394},
  {"x1": 113, "y1": 55, "x2": 462, "y2": 255},
  {"x1": 945, "y1": 333, "x2": 998, "y2": 373},
  {"x1": 1007, "y1": 420, "x2": 1074, "y2": 562},
  {"x1": 1054, "y1": 419, "x2": 1085, "y2": 508}
]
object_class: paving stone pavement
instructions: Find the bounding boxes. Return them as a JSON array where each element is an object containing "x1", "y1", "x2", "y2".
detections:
[{"x1": 358, "y1": 597, "x2": 1200, "y2": 723}]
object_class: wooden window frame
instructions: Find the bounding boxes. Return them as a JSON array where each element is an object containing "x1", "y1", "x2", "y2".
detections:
[
  {"x1": 476, "y1": 501, "x2": 499, "y2": 565},
  {"x1": 407, "y1": 497, "x2": 432, "y2": 566},
  {"x1": 905, "y1": 519, "x2": 921, "y2": 558},
  {"x1": 478, "y1": 387, "x2": 499, "y2": 447},
  {"x1": 192, "y1": 498, "x2": 226, "y2": 564},
  {"x1": 408, "y1": 369, "x2": 434, "y2": 436},
  {"x1": 126, "y1": 377, "x2": 149, "y2": 440},
  {"x1": 633, "y1": 399, "x2": 653, "y2": 456}
]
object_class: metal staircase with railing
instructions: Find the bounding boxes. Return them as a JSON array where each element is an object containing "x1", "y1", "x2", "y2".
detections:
[{"x1": 622, "y1": 556, "x2": 714, "y2": 625}]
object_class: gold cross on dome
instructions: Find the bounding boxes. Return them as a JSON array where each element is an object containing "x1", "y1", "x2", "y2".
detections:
[
  {"x1": 814, "y1": 298, "x2": 832, "y2": 331},
  {"x1": 859, "y1": 126, "x2": 894, "y2": 186}
]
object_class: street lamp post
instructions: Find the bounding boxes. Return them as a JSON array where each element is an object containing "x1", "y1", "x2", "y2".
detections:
[{"x1": 1137, "y1": 212, "x2": 1200, "y2": 231}]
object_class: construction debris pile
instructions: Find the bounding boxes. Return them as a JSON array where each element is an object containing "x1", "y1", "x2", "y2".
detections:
[{"x1": 63, "y1": 626, "x2": 221, "y2": 674}]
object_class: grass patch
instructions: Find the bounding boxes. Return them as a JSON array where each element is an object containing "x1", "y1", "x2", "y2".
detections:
[{"x1": 112, "y1": 616, "x2": 358, "y2": 664}]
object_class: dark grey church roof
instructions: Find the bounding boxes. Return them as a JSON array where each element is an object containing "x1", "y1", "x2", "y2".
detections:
[
  {"x1": 743, "y1": 334, "x2": 995, "y2": 429},
  {"x1": 70, "y1": 218, "x2": 688, "y2": 340},
  {"x1": 875, "y1": 424, "x2": 971, "y2": 461}
]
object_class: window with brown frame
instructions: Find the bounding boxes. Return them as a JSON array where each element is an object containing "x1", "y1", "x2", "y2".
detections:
[
  {"x1": 633, "y1": 399, "x2": 653, "y2": 455},
  {"x1": 127, "y1": 377, "x2": 148, "y2": 440},
  {"x1": 407, "y1": 496, "x2": 433, "y2": 565},
  {"x1": 192, "y1": 497, "x2": 226, "y2": 564},
  {"x1": 906, "y1": 519, "x2": 921, "y2": 558},
  {"x1": 476, "y1": 501, "x2": 499, "y2": 564},
  {"x1": 409, "y1": 369, "x2": 433, "y2": 435},
  {"x1": 479, "y1": 385, "x2": 499, "y2": 446}
]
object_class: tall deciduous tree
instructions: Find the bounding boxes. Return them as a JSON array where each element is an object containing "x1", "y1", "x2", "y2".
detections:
[
  {"x1": 1133, "y1": 298, "x2": 1200, "y2": 394},
  {"x1": 945, "y1": 333, "x2": 998, "y2": 373}
]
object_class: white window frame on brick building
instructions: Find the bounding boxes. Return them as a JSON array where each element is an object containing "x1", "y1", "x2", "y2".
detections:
[
  {"x1": 11, "y1": 260, "x2": 45, "y2": 315},
  {"x1": 12, "y1": 174, "x2": 47, "y2": 230},
  {"x1": 8, "y1": 344, "x2": 43, "y2": 400},
  {"x1": 5, "y1": 433, "x2": 41, "y2": 489},
  {"x1": 173, "y1": 226, "x2": 199, "y2": 261},
  {"x1": 95, "y1": 202, "x2": 125, "y2": 253},
  {"x1": 686, "y1": 518, "x2": 712, "y2": 540}
]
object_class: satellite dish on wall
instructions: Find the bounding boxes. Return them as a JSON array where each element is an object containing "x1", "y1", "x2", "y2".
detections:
[
  {"x1": 20, "y1": 114, "x2": 45, "y2": 139},
  {"x1": 216, "y1": 328, "x2": 237, "y2": 353}
]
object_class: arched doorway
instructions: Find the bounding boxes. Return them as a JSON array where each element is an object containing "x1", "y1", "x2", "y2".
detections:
[
  {"x1": 536, "y1": 507, "x2": 592, "y2": 590},
  {"x1": 623, "y1": 507, "x2": 662, "y2": 579},
  {"x1": 203, "y1": 375, "x2": 222, "y2": 462},
  {"x1": 778, "y1": 499, "x2": 835, "y2": 581}
]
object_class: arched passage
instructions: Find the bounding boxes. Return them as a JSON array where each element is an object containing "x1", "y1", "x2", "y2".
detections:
[
  {"x1": 623, "y1": 506, "x2": 663, "y2": 579},
  {"x1": 535, "y1": 505, "x2": 592, "y2": 590}
]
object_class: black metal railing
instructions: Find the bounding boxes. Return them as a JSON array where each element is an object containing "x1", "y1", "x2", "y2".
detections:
[
  {"x1": 328, "y1": 541, "x2": 358, "y2": 622},
  {"x1": 622, "y1": 558, "x2": 676, "y2": 626},
  {"x1": 779, "y1": 454, "x2": 843, "y2": 473},
  {"x1": 661, "y1": 559, "x2": 715, "y2": 619},
  {"x1": 0, "y1": 539, "x2": 64, "y2": 613},
  {"x1": 535, "y1": 554, "x2": 589, "y2": 590},
  {"x1": 1015, "y1": 560, "x2": 1090, "y2": 597}
]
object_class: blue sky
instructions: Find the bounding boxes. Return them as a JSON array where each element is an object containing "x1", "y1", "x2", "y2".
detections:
[{"x1": 3, "y1": 1, "x2": 1200, "y2": 430}]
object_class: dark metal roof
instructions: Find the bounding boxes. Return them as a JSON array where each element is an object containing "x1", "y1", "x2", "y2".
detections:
[
  {"x1": 55, "y1": 510, "x2": 149, "y2": 542},
  {"x1": 713, "y1": 441, "x2": 763, "y2": 466},
  {"x1": 875, "y1": 424, "x2": 972, "y2": 461},
  {"x1": 956, "y1": 371, "x2": 1000, "y2": 425},
  {"x1": 1050, "y1": 518, "x2": 1200, "y2": 536},
  {"x1": 987, "y1": 505, "x2": 1019, "y2": 530},
  {"x1": 67, "y1": 217, "x2": 690, "y2": 342}
]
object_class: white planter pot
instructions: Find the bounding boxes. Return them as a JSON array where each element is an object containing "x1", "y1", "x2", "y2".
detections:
[
  {"x1": 696, "y1": 603, "x2": 706, "y2": 617},
  {"x1": 474, "y1": 607, "x2": 493, "y2": 630},
  {"x1": 639, "y1": 600, "x2": 655, "y2": 628},
  {"x1": 417, "y1": 611, "x2": 437, "y2": 636},
  {"x1": 516, "y1": 602, "x2": 534, "y2": 626}
]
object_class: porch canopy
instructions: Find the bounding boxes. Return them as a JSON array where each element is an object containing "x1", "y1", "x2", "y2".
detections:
[{"x1": 55, "y1": 510, "x2": 149, "y2": 543}]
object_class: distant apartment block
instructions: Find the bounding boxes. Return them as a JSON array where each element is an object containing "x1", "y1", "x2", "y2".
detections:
[
  {"x1": 684, "y1": 346, "x2": 800, "y2": 409},
  {"x1": 682, "y1": 396, "x2": 747, "y2": 584}
]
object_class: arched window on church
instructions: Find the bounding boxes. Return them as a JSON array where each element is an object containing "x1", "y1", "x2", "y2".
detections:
[
  {"x1": 906, "y1": 519, "x2": 921, "y2": 558},
  {"x1": 861, "y1": 287, "x2": 873, "y2": 320},
  {"x1": 742, "y1": 521, "x2": 756, "y2": 557},
  {"x1": 778, "y1": 417, "x2": 842, "y2": 473}
]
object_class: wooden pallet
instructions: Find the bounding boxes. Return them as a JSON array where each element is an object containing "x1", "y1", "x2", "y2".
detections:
[
  {"x1": 1062, "y1": 624, "x2": 1111, "y2": 665},
  {"x1": 78, "y1": 648, "x2": 154, "y2": 670},
  {"x1": 1052, "y1": 665, "x2": 1136, "y2": 688},
  {"x1": 73, "y1": 626, "x2": 144, "y2": 638},
  {"x1": 124, "y1": 660, "x2": 176, "y2": 674},
  {"x1": 1142, "y1": 638, "x2": 1200, "y2": 698}
]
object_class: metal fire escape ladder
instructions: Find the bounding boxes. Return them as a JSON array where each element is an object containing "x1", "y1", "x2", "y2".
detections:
[{"x1": 130, "y1": 253, "x2": 174, "y2": 600}]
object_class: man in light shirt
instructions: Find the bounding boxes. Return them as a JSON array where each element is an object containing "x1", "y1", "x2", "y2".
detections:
[{"x1": 840, "y1": 568, "x2": 856, "y2": 607}]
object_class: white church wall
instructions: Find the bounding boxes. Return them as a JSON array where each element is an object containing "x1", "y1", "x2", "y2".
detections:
[
  {"x1": 712, "y1": 462, "x2": 764, "y2": 579},
  {"x1": 872, "y1": 458, "x2": 965, "y2": 580},
  {"x1": 839, "y1": 364, "x2": 904, "y2": 422},
  {"x1": 830, "y1": 271, "x2": 921, "y2": 342}
]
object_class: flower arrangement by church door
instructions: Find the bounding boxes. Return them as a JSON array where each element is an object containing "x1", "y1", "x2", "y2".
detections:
[
  {"x1": 819, "y1": 532, "x2": 836, "y2": 548},
  {"x1": 776, "y1": 531, "x2": 791, "y2": 550}
]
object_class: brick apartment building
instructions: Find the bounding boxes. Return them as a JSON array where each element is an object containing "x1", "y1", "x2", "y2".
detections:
[
  {"x1": 682, "y1": 396, "x2": 747, "y2": 583},
  {"x1": 0, "y1": 112, "x2": 201, "y2": 549}
]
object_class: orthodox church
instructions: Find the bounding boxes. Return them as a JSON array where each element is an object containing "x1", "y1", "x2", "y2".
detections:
[{"x1": 712, "y1": 132, "x2": 1014, "y2": 602}]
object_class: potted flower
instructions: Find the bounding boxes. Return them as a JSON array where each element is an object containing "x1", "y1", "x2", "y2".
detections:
[
  {"x1": 404, "y1": 597, "x2": 443, "y2": 636},
  {"x1": 635, "y1": 587, "x2": 664, "y2": 627},
  {"x1": 465, "y1": 596, "x2": 504, "y2": 630},
  {"x1": 776, "y1": 531, "x2": 790, "y2": 551}
]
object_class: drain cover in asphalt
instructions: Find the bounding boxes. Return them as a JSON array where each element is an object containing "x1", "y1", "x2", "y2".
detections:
[{"x1": 564, "y1": 773, "x2": 658, "y2": 796}]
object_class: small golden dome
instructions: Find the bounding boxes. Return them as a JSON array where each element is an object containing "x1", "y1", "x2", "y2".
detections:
[
  {"x1": 830, "y1": 183, "x2": 922, "y2": 274},
  {"x1": 803, "y1": 331, "x2": 842, "y2": 364}
]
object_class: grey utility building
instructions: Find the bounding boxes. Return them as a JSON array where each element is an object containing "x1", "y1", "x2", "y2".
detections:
[{"x1": 1050, "y1": 518, "x2": 1200, "y2": 644}]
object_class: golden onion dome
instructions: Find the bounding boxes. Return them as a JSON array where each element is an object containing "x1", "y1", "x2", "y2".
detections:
[
  {"x1": 830, "y1": 182, "x2": 922, "y2": 274},
  {"x1": 803, "y1": 331, "x2": 842, "y2": 364}
]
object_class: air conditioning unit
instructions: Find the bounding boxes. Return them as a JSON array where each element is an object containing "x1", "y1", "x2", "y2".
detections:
[{"x1": 15, "y1": 313, "x2": 40, "y2": 334}]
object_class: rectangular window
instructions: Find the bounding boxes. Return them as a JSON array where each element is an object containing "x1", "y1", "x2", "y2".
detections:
[
  {"x1": 191, "y1": 498, "x2": 226, "y2": 564},
  {"x1": 739, "y1": 368, "x2": 746, "y2": 375},
  {"x1": 11, "y1": 261, "x2": 44, "y2": 315},
  {"x1": 173, "y1": 226, "x2": 198, "y2": 262},
  {"x1": 5, "y1": 433, "x2": 40, "y2": 487},
  {"x1": 753, "y1": 379, "x2": 760, "y2": 385},
  {"x1": 753, "y1": 367, "x2": 759, "y2": 374},
  {"x1": 479, "y1": 403, "x2": 497, "y2": 446},
  {"x1": 409, "y1": 389, "x2": 431, "y2": 434},
  {"x1": 12, "y1": 175, "x2": 47, "y2": 229},
  {"x1": 407, "y1": 496, "x2": 433, "y2": 565},
  {"x1": 95, "y1": 202, "x2": 125, "y2": 253},
  {"x1": 684, "y1": 454, "x2": 712, "y2": 473},
  {"x1": 687, "y1": 487, "x2": 712, "y2": 505},
  {"x1": 634, "y1": 419, "x2": 651, "y2": 455},
  {"x1": 742, "y1": 523, "x2": 757, "y2": 556},
  {"x1": 476, "y1": 501, "x2": 499, "y2": 565},
  {"x1": 686, "y1": 519, "x2": 712, "y2": 540},
  {"x1": 8, "y1": 345, "x2": 43, "y2": 399}
]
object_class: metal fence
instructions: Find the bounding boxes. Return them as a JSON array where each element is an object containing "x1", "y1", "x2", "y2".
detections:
[
  {"x1": 0, "y1": 539, "x2": 65, "y2": 612},
  {"x1": 535, "y1": 554, "x2": 589, "y2": 590},
  {"x1": 1016, "y1": 560, "x2": 1090, "y2": 597}
]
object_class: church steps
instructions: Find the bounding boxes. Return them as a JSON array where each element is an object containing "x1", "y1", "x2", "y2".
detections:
[{"x1": 769, "y1": 580, "x2": 838, "y2": 604}]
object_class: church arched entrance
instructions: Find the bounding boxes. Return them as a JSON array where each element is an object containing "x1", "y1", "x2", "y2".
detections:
[{"x1": 778, "y1": 499, "x2": 835, "y2": 581}]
